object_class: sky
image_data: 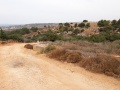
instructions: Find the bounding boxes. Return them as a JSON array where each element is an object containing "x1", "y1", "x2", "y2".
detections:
[{"x1": 0, "y1": 0, "x2": 120, "y2": 24}]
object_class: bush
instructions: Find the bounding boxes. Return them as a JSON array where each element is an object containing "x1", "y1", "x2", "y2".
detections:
[
  {"x1": 88, "y1": 34, "x2": 106, "y2": 42},
  {"x1": 78, "y1": 23, "x2": 85, "y2": 28},
  {"x1": 108, "y1": 34, "x2": 120, "y2": 41},
  {"x1": 48, "y1": 48, "x2": 82, "y2": 63},
  {"x1": 73, "y1": 29, "x2": 80, "y2": 35},
  {"x1": 39, "y1": 30, "x2": 62, "y2": 42},
  {"x1": 0, "y1": 29, "x2": 7, "y2": 40},
  {"x1": 64, "y1": 52, "x2": 82, "y2": 63},
  {"x1": 85, "y1": 23, "x2": 90, "y2": 28},
  {"x1": 79, "y1": 55, "x2": 120, "y2": 77},
  {"x1": 73, "y1": 35, "x2": 83, "y2": 40},
  {"x1": 83, "y1": 20, "x2": 88, "y2": 22},
  {"x1": 74, "y1": 23, "x2": 78, "y2": 28},
  {"x1": 97, "y1": 20, "x2": 110, "y2": 27},
  {"x1": 30, "y1": 27, "x2": 38, "y2": 32},
  {"x1": 48, "y1": 48, "x2": 66, "y2": 59},
  {"x1": 64, "y1": 23, "x2": 70, "y2": 27},
  {"x1": 8, "y1": 34, "x2": 23, "y2": 41},
  {"x1": 99, "y1": 26, "x2": 113, "y2": 32}
]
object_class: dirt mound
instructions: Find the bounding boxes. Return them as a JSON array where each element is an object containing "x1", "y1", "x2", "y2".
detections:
[{"x1": 24, "y1": 44, "x2": 33, "y2": 49}]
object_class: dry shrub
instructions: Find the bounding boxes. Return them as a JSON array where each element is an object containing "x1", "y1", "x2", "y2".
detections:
[
  {"x1": 48, "y1": 48, "x2": 66, "y2": 59},
  {"x1": 79, "y1": 55, "x2": 120, "y2": 77},
  {"x1": 24, "y1": 44, "x2": 33, "y2": 49},
  {"x1": 48, "y1": 48, "x2": 82, "y2": 63}
]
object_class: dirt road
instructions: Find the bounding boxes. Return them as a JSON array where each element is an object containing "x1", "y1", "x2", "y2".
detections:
[{"x1": 0, "y1": 43, "x2": 120, "y2": 90}]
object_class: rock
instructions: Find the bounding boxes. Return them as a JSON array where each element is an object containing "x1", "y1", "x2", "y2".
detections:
[{"x1": 24, "y1": 44, "x2": 33, "y2": 49}]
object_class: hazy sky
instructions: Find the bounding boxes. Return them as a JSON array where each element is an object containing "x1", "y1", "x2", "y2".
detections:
[{"x1": 0, "y1": 0, "x2": 120, "y2": 24}]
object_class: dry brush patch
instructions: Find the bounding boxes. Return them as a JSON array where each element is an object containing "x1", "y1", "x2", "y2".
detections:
[
  {"x1": 79, "y1": 55, "x2": 120, "y2": 78},
  {"x1": 47, "y1": 41, "x2": 120, "y2": 78},
  {"x1": 48, "y1": 48, "x2": 82, "y2": 63}
]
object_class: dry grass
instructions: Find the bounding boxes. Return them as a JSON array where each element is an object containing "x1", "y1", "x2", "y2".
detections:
[
  {"x1": 48, "y1": 48, "x2": 82, "y2": 63},
  {"x1": 48, "y1": 48, "x2": 66, "y2": 59},
  {"x1": 43, "y1": 45, "x2": 56, "y2": 53},
  {"x1": 47, "y1": 41, "x2": 120, "y2": 78},
  {"x1": 79, "y1": 55, "x2": 120, "y2": 78}
]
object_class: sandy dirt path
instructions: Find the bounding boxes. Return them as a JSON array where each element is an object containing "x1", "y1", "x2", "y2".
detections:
[{"x1": 0, "y1": 43, "x2": 120, "y2": 90}]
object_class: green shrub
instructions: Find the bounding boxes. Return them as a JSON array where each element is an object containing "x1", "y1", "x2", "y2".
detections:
[
  {"x1": 88, "y1": 34, "x2": 106, "y2": 42},
  {"x1": 85, "y1": 23, "x2": 90, "y2": 28},
  {"x1": 40, "y1": 33, "x2": 61, "y2": 42},
  {"x1": 30, "y1": 27, "x2": 38, "y2": 32},
  {"x1": 78, "y1": 23, "x2": 85, "y2": 28},
  {"x1": 83, "y1": 20, "x2": 88, "y2": 23},
  {"x1": 73, "y1": 29, "x2": 80, "y2": 35},
  {"x1": 97, "y1": 20, "x2": 110, "y2": 27},
  {"x1": 64, "y1": 23, "x2": 70, "y2": 27}
]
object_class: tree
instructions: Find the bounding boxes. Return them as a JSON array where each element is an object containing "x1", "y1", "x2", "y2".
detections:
[
  {"x1": 74, "y1": 23, "x2": 78, "y2": 28},
  {"x1": 73, "y1": 29, "x2": 80, "y2": 35},
  {"x1": 0, "y1": 28, "x2": 7, "y2": 40},
  {"x1": 97, "y1": 20, "x2": 110, "y2": 27},
  {"x1": 44, "y1": 25, "x2": 47, "y2": 28},
  {"x1": 83, "y1": 20, "x2": 88, "y2": 23},
  {"x1": 59, "y1": 23, "x2": 63, "y2": 26},
  {"x1": 111, "y1": 20, "x2": 117, "y2": 26},
  {"x1": 117, "y1": 19, "x2": 120, "y2": 25},
  {"x1": 8, "y1": 34, "x2": 23, "y2": 42},
  {"x1": 111, "y1": 20, "x2": 118, "y2": 30},
  {"x1": 78, "y1": 23, "x2": 85, "y2": 28},
  {"x1": 99, "y1": 26, "x2": 113, "y2": 32},
  {"x1": 80, "y1": 29, "x2": 84, "y2": 33},
  {"x1": 39, "y1": 29, "x2": 61, "y2": 41},
  {"x1": 107, "y1": 34, "x2": 120, "y2": 41},
  {"x1": 21, "y1": 28, "x2": 30, "y2": 34},
  {"x1": 30, "y1": 27, "x2": 38, "y2": 32},
  {"x1": 85, "y1": 23, "x2": 90, "y2": 28},
  {"x1": 64, "y1": 23, "x2": 70, "y2": 27},
  {"x1": 89, "y1": 34, "x2": 106, "y2": 42}
]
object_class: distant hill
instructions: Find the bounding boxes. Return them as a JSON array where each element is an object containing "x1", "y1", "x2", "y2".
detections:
[
  {"x1": 1, "y1": 23, "x2": 58, "y2": 31},
  {"x1": 0, "y1": 24, "x2": 15, "y2": 27}
]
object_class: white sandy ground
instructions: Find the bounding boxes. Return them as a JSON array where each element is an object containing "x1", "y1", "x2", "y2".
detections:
[{"x1": 0, "y1": 43, "x2": 120, "y2": 90}]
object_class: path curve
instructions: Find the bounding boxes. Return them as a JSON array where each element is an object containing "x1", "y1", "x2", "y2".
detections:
[{"x1": 0, "y1": 43, "x2": 120, "y2": 90}]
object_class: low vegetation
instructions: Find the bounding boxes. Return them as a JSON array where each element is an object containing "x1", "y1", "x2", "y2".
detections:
[
  {"x1": 46, "y1": 41, "x2": 120, "y2": 78},
  {"x1": 80, "y1": 55, "x2": 120, "y2": 77},
  {"x1": 0, "y1": 19, "x2": 120, "y2": 43},
  {"x1": 48, "y1": 48, "x2": 82, "y2": 63},
  {"x1": 40, "y1": 44, "x2": 56, "y2": 54}
]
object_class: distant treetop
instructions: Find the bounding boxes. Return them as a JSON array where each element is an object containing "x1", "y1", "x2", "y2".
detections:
[{"x1": 83, "y1": 20, "x2": 88, "y2": 23}]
